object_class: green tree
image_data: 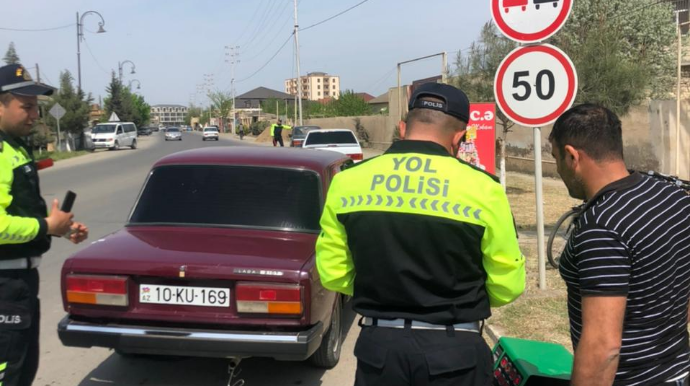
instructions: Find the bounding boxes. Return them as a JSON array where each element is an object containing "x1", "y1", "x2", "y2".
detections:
[
  {"x1": 3, "y1": 42, "x2": 20, "y2": 65},
  {"x1": 184, "y1": 105, "x2": 202, "y2": 125},
  {"x1": 260, "y1": 97, "x2": 282, "y2": 116},
  {"x1": 330, "y1": 90, "x2": 372, "y2": 117},
  {"x1": 454, "y1": 22, "x2": 516, "y2": 137},
  {"x1": 104, "y1": 72, "x2": 135, "y2": 123},
  {"x1": 207, "y1": 90, "x2": 233, "y2": 130},
  {"x1": 130, "y1": 93, "x2": 151, "y2": 127},
  {"x1": 44, "y1": 70, "x2": 92, "y2": 136},
  {"x1": 552, "y1": 0, "x2": 676, "y2": 114}
]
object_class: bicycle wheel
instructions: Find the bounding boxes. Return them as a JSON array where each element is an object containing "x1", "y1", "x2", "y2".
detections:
[{"x1": 547, "y1": 209, "x2": 579, "y2": 269}]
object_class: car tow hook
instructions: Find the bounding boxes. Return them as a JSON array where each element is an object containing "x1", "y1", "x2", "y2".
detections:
[{"x1": 226, "y1": 358, "x2": 245, "y2": 386}]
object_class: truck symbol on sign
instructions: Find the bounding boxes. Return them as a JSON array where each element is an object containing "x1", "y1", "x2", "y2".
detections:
[
  {"x1": 504, "y1": 0, "x2": 528, "y2": 12},
  {"x1": 503, "y1": 0, "x2": 560, "y2": 12},
  {"x1": 534, "y1": 0, "x2": 560, "y2": 9}
]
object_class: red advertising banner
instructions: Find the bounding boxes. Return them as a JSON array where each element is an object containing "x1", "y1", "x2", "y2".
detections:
[{"x1": 457, "y1": 103, "x2": 497, "y2": 175}]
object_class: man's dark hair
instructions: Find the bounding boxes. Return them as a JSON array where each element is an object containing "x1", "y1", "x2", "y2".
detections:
[
  {"x1": 549, "y1": 104, "x2": 624, "y2": 161},
  {"x1": 0, "y1": 92, "x2": 13, "y2": 106},
  {"x1": 406, "y1": 97, "x2": 466, "y2": 135}
]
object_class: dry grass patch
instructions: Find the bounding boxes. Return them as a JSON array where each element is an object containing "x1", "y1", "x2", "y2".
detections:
[
  {"x1": 487, "y1": 172, "x2": 575, "y2": 351},
  {"x1": 506, "y1": 172, "x2": 580, "y2": 231}
]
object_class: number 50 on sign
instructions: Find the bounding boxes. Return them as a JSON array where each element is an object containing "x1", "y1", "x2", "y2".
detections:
[{"x1": 494, "y1": 44, "x2": 578, "y2": 127}]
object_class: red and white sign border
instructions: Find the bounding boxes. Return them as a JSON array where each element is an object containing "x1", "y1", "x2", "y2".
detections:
[
  {"x1": 491, "y1": 0, "x2": 574, "y2": 43},
  {"x1": 494, "y1": 44, "x2": 578, "y2": 127}
]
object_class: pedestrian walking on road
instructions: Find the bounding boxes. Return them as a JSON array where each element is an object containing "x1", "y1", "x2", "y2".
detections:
[
  {"x1": 550, "y1": 104, "x2": 690, "y2": 386},
  {"x1": 0, "y1": 64, "x2": 89, "y2": 386},
  {"x1": 316, "y1": 83, "x2": 525, "y2": 386}
]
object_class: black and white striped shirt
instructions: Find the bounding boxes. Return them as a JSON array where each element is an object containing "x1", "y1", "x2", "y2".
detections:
[{"x1": 560, "y1": 172, "x2": 690, "y2": 386}]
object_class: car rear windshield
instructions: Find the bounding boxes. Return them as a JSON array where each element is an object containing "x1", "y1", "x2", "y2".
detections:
[
  {"x1": 129, "y1": 165, "x2": 322, "y2": 232},
  {"x1": 305, "y1": 131, "x2": 357, "y2": 146},
  {"x1": 167, "y1": 128, "x2": 180, "y2": 132},
  {"x1": 204, "y1": 128, "x2": 218, "y2": 132},
  {"x1": 92, "y1": 125, "x2": 116, "y2": 134}
]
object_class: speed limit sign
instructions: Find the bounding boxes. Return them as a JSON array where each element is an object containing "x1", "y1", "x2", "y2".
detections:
[{"x1": 493, "y1": 44, "x2": 577, "y2": 127}]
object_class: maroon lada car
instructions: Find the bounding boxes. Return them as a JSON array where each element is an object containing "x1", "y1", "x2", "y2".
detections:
[{"x1": 58, "y1": 146, "x2": 352, "y2": 368}]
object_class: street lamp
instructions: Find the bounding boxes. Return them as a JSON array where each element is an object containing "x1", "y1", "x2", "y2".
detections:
[
  {"x1": 76, "y1": 11, "x2": 106, "y2": 92},
  {"x1": 118, "y1": 60, "x2": 136, "y2": 82},
  {"x1": 128, "y1": 79, "x2": 141, "y2": 90}
]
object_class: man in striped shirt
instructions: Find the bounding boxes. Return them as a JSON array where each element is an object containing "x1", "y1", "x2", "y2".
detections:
[{"x1": 550, "y1": 104, "x2": 690, "y2": 386}]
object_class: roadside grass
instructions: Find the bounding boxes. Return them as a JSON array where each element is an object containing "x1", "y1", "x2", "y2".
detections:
[
  {"x1": 35, "y1": 150, "x2": 90, "y2": 162},
  {"x1": 487, "y1": 172, "x2": 577, "y2": 351}
]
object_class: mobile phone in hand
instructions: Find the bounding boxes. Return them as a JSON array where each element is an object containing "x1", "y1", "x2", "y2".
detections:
[{"x1": 61, "y1": 191, "x2": 77, "y2": 212}]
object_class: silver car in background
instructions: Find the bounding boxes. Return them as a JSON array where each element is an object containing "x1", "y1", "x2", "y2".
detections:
[{"x1": 164, "y1": 127, "x2": 182, "y2": 141}]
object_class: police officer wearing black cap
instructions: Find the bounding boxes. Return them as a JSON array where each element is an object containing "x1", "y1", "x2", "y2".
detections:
[
  {"x1": 316, "y1": 83, "x2": 525, "y2": 385},
  {"x1": 0, "y1": 64, "x2": 89, "y2": 386}
]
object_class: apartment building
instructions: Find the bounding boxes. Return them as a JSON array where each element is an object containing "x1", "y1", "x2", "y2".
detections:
[{"x1": 285, "y1": 72, "x2": 340, "y2": 101}]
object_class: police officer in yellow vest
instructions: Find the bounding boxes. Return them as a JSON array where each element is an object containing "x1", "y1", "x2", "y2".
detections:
[
  {"x1": 269, "y1": 119, "x2": 291, "y2": 147},
  {"x1": 0, "y1": 64, "x2": 89, "y2": 386},
  {"x1": 316, "y1": 83, "x2": 525, "y2": 386}
]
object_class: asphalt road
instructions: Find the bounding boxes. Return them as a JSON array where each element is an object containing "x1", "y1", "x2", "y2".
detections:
[{"x1": 34, "y1": 131, "x2": 358, "y2": 386}]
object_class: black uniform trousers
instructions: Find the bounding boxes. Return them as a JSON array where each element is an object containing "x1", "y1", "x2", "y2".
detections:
[
  {"x1": 354, "y1": 323, "x2": 492, "y2": 386},
  {"x1": 274, "y1": 134, "x2": 284, "y2": 147},
  {"x1": 0, "y1": 268, "x2": 40, "y2": 386}
]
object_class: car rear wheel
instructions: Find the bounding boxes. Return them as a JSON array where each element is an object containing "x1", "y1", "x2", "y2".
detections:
[
  {"x1": 309, "y1": 295, "x2": 342, "y2": 369},
  {"x1": 131, "y1": 139, "x2": 137, "y2": 149}
]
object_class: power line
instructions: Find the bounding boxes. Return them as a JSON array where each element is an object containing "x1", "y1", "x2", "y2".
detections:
[
  {"x1": 241, "y1": 0, "x2": 280, "y2": 49},
  {"x1": 242, "y1": 2, "x2": 293, "y2": 58},
  {"x1": 244, "y1": 13, "x2": 293, "y2": 62},
  {"x1": 301, "y1": 0, "x2": 370, "y2": 32},
  {"x1": 237, "y1": 33, "x2": 294, "y2": 83},
  {"x1": 0, "y1": 23, "x2": 72, "y2": 32},
  {"x1": 82, "y1": 39, "x2": 111, "y2": 76},
  {"x1": 232, "y1": 0, "x2": 270, "y2": 46}
]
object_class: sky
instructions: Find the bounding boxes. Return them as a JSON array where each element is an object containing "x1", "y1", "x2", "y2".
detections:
[{"x1": 0, "y1": 1, "x2": 491, "y2": 106}]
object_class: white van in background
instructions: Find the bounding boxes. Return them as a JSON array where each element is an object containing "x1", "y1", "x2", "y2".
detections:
[{"x1": 91, "y1": 122, "x2": 138, "y2": 150}]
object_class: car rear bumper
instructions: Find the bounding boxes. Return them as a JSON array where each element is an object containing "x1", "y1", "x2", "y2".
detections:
[{"x1": 57, "y1": 315, "x2": 324, "y2": 361}]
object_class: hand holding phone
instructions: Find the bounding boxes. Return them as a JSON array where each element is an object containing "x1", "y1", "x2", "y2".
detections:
[{"x1": 60, "y1": 191, "x2": 77, "y2": 238}]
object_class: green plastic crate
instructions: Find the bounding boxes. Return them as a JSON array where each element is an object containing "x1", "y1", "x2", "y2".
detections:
[{"x1": 492, "y1": 337, "x2": 573, "y2": 386}]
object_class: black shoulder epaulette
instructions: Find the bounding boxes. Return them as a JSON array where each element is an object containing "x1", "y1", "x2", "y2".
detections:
[
  {"x1": 456, "y1": 158, "x2": 500, "y2": 184},
  {"x1": 341, "y1": 154, "x2": 379, "y2": 171}
]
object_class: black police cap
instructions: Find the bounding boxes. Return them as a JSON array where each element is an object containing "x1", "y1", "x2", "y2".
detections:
[
  {"x1": 408, "y1": 83, "x2": 470, "y2": 123},
  {"x1": 0, "y1": 64, "x2": 55, "y2": 96}
]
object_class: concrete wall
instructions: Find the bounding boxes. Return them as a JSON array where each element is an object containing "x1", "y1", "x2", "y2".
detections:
[
  {"x1": 504, "y1": 102, "x2": 690, "y2": 179},
  {"x1": 304, "y1": 115, "x2": 395, "y2": 151}
]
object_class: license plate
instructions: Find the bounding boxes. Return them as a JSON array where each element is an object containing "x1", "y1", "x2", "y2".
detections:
[{"x1": 139, "y1": 284, "x2": 230, "y2": 307}]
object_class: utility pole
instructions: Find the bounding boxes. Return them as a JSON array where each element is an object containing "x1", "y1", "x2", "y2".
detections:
[
  {"x1": 226, "y1": 45, "x2": 240, "y2": 135},
  {"x1": 35, "y1": 63, "x2": 41, "y2": 83},
  {"x1": 294, "y1": 0, "x2": 303, "y2": 125}
]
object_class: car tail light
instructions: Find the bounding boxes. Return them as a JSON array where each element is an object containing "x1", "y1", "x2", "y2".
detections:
[
  {"x1": 293, "y1": 140, "x2": 303, "y2": 147},
  {"x1": 348, "y1": 153, "x2": 363, "y2": 161},
  {"x1": 236, "y1": 283, "x2": 302, "y2": 315},
  {"x1": 66, "y1": 275, "x2": 128, "y2": 306}
]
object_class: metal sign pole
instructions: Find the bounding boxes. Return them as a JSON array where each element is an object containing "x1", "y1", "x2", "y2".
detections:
[
  {"x1": 56, "y1": 117, "x2": 62, "y2": 151},
  {"x1": 534, "y1": 127, "x2": 547, "y2": 290}
]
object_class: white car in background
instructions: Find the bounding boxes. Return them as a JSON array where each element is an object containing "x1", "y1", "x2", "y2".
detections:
[
  {"x1": 302, "y1": 129, "x2": 363, "y2": 163},
  {"x1": 202, "y1": 127, "x2": 220, "y2": 141}
]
